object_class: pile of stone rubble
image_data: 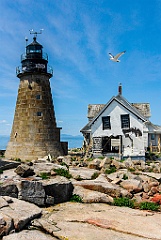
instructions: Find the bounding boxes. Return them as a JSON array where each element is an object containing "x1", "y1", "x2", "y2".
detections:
[{"x1": 0, "y1": 155, "x2": 161, "y2": 239}]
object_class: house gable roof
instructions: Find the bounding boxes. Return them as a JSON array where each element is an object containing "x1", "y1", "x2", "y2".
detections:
[
  {"x1": 146, "y1": 121, "x2": 161, "y2": 133},
  {"x1": 80, "y1": 94, "x2": 148, "y2": 133}
]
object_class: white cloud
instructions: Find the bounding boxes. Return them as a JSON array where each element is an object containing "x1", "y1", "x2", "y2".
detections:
[{"x1": 0, "y1": 120, "x2": 7, "y2": 124}]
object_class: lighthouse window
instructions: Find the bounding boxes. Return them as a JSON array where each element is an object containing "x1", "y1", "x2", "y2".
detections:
[
  {"x1": 37, "y1": 112, "x2": 42, "y2": 116},
  {"x1": 36, "y1": 78, "x2": 40, "y2": 83},
  {"x1": 27, "y1": 46, "x2": 41, "y2": 53},
  {"x1": 36, "y1": 95, "x2": 41, "y2": 100},
  {"x1": 29, "y1": 49, "x2": 41, "y2": 53}
]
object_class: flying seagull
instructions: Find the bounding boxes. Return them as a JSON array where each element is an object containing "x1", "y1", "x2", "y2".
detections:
[{"x1": 109, "y1": 50, "x2": 126, "y2": 62}]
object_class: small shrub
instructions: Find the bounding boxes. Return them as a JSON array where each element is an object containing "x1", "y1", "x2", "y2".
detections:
[
  {"x1": 25, "y1": 159, "x2": 31, "y2": 162},
  {"x1": 113, "y1": 197, "x2": 135, "y2": 208},
  {"x1": 86, "y1": 158, "x2": 94, "y2": 161},
  {"x1": 122, "y1": 174, "x2": 128, "y2": 180},
  {"x1": 120, "y1": 159, "x2": 124, "y2": 162},
  {"x1": 105, "y1": 166, "x2": 117, "y2": 174},
  {"x1": 75, "y1": 175, "x2": 83, "y2": 181},
  {"x1": 60, "y1": 162, "x2": 69, "y2": 170},
  {"x1": 70, "y1": 194, "x2": 82, "y2": 203},
  {"x1": 98, "y1": 156, "x2": 104, "y2": 160},
  {"x1": 139, "y1": 201, "x2": 160, "y2": 211},
  {"x1": 54, "y1": 168, "x2": 72, "y2": 179},
  {"x1": 128, "y1": 168, "x2": 135, "y2": 172},
  {"x1": 91, "y1": 172, "x2": 99, "y2": 180},
  {"x1": 71, "y1": 157, "x2": 76, "y2": 161},
  {"x1": 148, "y1": 168, "x2": 154, "y2": 172},
  {"x1": 39, "y1": 172, "x2": 50, "y2": 179},
  {"x1": 14, "y1": 158, "x2": 21, "y2": 162},
  {"x1": 145, "y1": 151, "x2": 158, "y2": 161}
]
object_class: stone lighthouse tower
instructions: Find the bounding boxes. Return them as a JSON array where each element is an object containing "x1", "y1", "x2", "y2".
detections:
[{"x1": 5, "y1": 32, "x2": 68, "y2": 161}]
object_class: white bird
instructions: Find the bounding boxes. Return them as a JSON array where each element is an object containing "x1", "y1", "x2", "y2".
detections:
[{"x1": 109, "y1": 50, "x2": 126, "y2": 62}]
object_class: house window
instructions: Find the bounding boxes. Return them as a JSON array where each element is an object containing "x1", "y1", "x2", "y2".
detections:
[
  {"x1": 37, "y1": 112, "x2": 42, "y2": 116},
  {"x1": 121, "y1": 114, "x2": 130, "y2": 128},
  {"x1": 151, "y1": 134, "x2": 155, "y2": 140},
  {"x1": 102, "y1": 116, "x2": 111, "y2": 130}
]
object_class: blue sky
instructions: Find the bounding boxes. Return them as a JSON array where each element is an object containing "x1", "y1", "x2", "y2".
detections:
[{"x1": 1, "y1": 0, "x2": 161, "y2": 136}]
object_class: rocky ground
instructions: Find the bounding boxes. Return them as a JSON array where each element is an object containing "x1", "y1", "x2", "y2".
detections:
[{"x1": 0, "y1": 152, "x2": 161, "y2": 239}]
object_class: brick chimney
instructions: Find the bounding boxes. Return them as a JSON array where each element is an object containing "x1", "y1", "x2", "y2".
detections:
[{"x1": 118, "y1": 83, "x2": 122, "y2": 95}]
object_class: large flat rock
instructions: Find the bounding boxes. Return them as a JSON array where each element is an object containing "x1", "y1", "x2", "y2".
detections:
[
  {"x1": 0, "y1": 160, "x2": 20, "y2": 171},
  {"x1": 42, "y1": 176, "x2": 74, "y2": 204},
  {"x1": 73, "y1": 185, "x2": 113, "y2": 203},
  {"x1": 0, "y1": 197, "x2": 42, "y2": 232},
  {"x1": 3, "y1": 230, "x2": 57, "y2": 240},
  {"x1": 69, "y1": 167, "x2": 99, "y2": 180},
  {"x1": 40, "y1": 202, "x2": 161, "y2": 240},
  {"x1": 72, "y1": 174, "x2": 131, "y2": 198}
]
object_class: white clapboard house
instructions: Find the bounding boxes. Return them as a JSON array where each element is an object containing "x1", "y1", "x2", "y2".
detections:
[{"x1": 80, "y1": 85, "x2": 161, "y2": 159}]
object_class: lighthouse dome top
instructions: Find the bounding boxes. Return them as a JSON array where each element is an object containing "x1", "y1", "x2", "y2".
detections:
[
  {"x1": 26, "y1": 37, "x2": 43, "y2": 56},
  {"x1": 27, "y1": 37, "x2": 42, "y2": 47},
  {"x1": 16, "y1": 34, "x2": 53, "y2": 77}
]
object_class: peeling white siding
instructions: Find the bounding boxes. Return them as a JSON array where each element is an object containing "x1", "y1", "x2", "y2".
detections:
[{"x1": 91, "y1": 100, "x2": 145, "y2": 157}]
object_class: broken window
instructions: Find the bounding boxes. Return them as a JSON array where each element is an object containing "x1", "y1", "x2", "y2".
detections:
[
  {"x1": 37, "y1": 112, "x2": 42, "y2": 117},
  {"x1": 121, "y1": 114, "x2": 130, "y2": 129},
  {"x1": 102, "y1": 116, "x2": 111, "y2": 130}
]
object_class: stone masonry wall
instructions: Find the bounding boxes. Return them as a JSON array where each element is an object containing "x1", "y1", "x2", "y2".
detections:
[{"x1": 5, "y1": 73, "x2": 67, "y2": 160}]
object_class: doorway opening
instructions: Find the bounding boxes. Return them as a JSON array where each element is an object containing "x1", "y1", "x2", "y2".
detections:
[{"x1": 102, "y1": 135, "x2": 121, "y2": 154}]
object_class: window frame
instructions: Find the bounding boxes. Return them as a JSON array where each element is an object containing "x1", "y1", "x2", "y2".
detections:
[
  {"x1": 37, "y1": 112, "x2": 43, "y2": 117},
  {"x1": 151, "y1": 134, "x2": 155, "y2": 140},
  {"x1": 102, "y1": 116, "x2": 111, "y2": 130},
  {"x1": 36, "y1": 94, "x2": 41, "y2": 100},
  {"x1": 121, "y1": 114, "x2": 130, "y2": 129}
]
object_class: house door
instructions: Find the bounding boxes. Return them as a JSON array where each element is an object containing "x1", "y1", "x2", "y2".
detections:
[
  {"x1": 102, "y1": 136, "x2": 121, "y2": 153},
  {"x1": 102, "y1": 136, "x2": 111, "y2": 153}
]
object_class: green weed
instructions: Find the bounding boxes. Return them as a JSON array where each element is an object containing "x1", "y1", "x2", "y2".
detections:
[
  {"x1": 70, "y1": 194, "x2": 82, "y2": 203},
  {"x1": 54, "y1": 168, "x2": 72, "y2": 179},
  {"x1": 91, "y1": 172, "x2": 99, "y2": 180},
  {"x1": 122, "y1": 174, "x2": 128, "y2": 180},
  {"x1": 113, "y1": 197, "x2": 135, "y2": 208},
  {"x1": 139, "y1": 201, "x2": 159, "y2": 211},
  {"x1": 128, "y1": 168, "x2": 135, "y2": 172},
  {"x1": 105, "y1": 166, "x2": 117, "y2": 174},
  {"x1": 98, "y1": 156, "x2": 104, "y2": 160},
  {"x1": 60, "y1": 162, "x2": 69, "y2": 170},
  {"x1": 39, "y1": 172, "x2": 50, "y2": 179},
  {"x1": 75, "y1": 175, "x2": 83, "y2": 181},
  {"x1": 14, "y1": 158, "x2": 21, "y2": 162},
  {"x1": 120, "y1": 159, "x2": 125, "y2": 162},
  {"x1": 86, "y1": 158, "x2": 94, "y2": 161}
]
